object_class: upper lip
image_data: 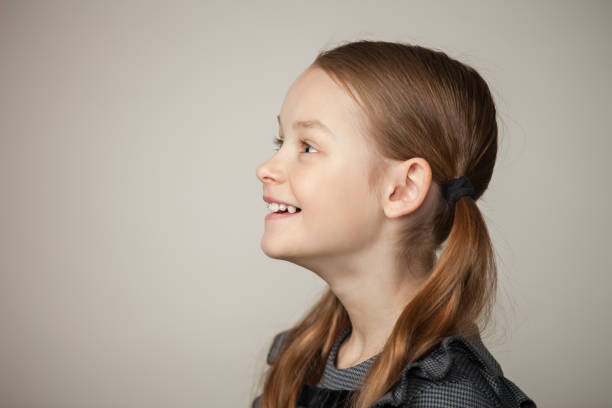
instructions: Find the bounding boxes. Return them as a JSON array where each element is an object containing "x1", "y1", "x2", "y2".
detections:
[{"x1": 263, "y1": 195, "x2": 301, "y2": 209}]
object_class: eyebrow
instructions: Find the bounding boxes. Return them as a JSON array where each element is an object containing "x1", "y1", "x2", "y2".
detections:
[{"x1": 277, "y1": 115, "x2": 334, "y2": 137}]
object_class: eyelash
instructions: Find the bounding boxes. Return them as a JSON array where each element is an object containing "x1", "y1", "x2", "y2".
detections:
[{"x1": 272, "y1": 137, "x2": 315, "y2": 153}]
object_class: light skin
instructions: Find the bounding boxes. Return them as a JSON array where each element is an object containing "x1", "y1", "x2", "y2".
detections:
[{"x1": 255, "y1": 66, "x2": 436, "y2": 369}]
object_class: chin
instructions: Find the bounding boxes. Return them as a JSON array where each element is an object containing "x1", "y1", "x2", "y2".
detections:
[{"x1": 260, "y1": 239, "x2": 287, "y2": 260}]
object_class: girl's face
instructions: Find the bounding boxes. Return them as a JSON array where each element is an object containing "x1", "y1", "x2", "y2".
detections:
[{"x1": 256, "y1": 66, "x2": 386, "y2": 267}]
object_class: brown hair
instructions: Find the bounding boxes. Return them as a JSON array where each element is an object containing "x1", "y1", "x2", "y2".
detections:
[{"x1": 257, "y1": 40, "x2": 499, "y2": 408}]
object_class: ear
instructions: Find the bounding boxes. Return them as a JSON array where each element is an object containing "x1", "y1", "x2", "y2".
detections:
[{"x1": 383, "y1": 158, "x2": 432, "y2": 218}]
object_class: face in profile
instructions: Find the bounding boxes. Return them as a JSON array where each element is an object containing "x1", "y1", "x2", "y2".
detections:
[{"x1": 256, "y1": 66, "x2": 387, "y2": 268}]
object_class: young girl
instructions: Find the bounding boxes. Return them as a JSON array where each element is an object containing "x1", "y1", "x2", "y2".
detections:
[{"x1": 253, "y1": 40, "x2": 536, "y2": 408}]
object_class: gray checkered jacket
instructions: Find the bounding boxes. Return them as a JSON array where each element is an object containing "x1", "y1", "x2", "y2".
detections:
[{"x1": 252, "y1": 329, "x2": 536, "y2": 407}]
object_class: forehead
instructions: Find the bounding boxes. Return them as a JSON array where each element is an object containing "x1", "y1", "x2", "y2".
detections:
[{"x1": 279, "y1": 67, "x2": 365, "y2": 136}]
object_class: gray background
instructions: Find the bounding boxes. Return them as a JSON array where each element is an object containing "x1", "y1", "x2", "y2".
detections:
[{"x1": 1, "y1": 1, "x2": 610, "y2": 407}]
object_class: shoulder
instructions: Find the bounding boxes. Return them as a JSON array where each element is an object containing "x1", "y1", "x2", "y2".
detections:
[
  {"x1": 266, "y1": 329, "x2": 292, "y2": 365},
  {"x1": 251, "y1": 330, "x2": 293, "y2": 408},
  {"x1": 401, "y1": 377, "x2": 499, "y2": 408},
  {"x1": 398, "y1": 376, "x2": 536, "y2": 408},
  {"x1": 381, "y1": 334, "x2": 536, "y2": 408}
]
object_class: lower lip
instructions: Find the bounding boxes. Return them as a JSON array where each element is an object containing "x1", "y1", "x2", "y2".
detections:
[{"x1": 265, "y1": 210, "x2": 302, "y2": 220}]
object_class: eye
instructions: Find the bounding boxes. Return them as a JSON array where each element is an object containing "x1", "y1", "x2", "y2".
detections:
[{"x1": 272, "y1": 137, "x2": 318, "y2": 154}]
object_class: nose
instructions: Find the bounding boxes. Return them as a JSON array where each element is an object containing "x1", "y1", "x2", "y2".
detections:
[{"x1": 256, "y1": 157, "x2": 283, "y2": 185}]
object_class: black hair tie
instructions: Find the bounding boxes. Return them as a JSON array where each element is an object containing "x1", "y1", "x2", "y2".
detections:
[{"x1": 442, "y1": 175, "x2": 476, "y2": 210}]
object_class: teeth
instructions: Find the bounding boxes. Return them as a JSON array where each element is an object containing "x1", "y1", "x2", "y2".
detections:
[{"x1": 267, "y1": 202, "x2": 299, "y2": 213}]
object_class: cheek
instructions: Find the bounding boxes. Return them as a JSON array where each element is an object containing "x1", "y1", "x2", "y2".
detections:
[{"x1": 300, "y1": 165, "x2": 378, "y2": 239}]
